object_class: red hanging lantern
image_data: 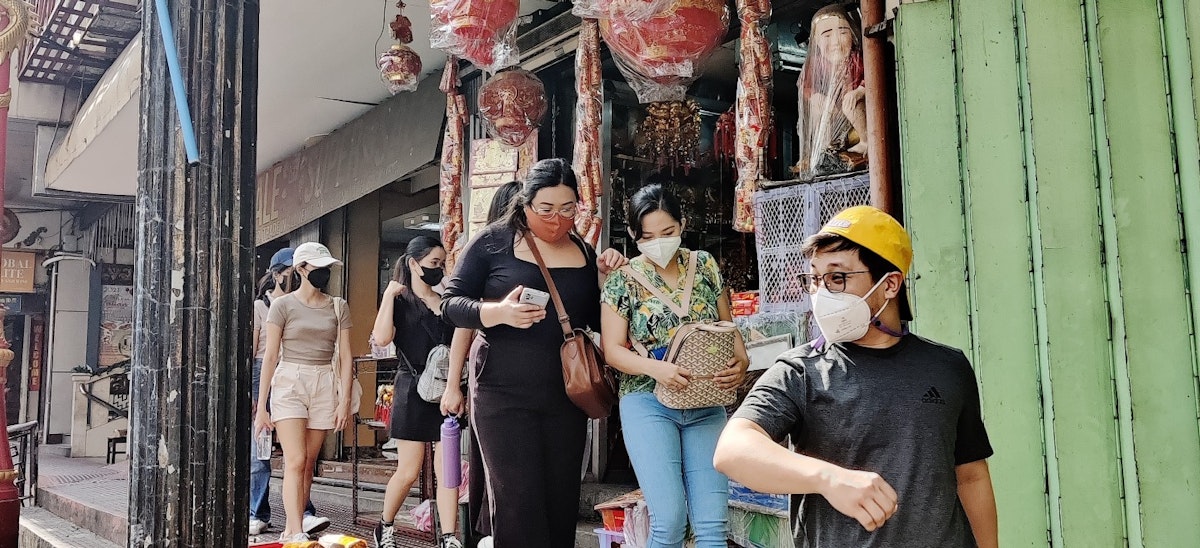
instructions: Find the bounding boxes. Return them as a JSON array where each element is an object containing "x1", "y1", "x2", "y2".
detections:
[
  {"x1": 379, "y1": 1, "x2": 422, "y2": 94},
  {"x1": 478, "y1": 69, "x2": 547, "y2": 148},
  {"x1": 599, "y1": 0, "x2": 729, "y2": 101},
  {"x1": 379, "y1": 45, "x2": 422, "y2": 94},
  {"x1": 430, "y1": 0, "x2": 521, "y2": 71}
]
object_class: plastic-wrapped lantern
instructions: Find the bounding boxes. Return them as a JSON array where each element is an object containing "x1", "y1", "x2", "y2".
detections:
[
  {"x1": 430, "y1": 0, "x2": 521, "y2": 71},
  {"x1": 378, "y1": 44, "x2": 422, "y2": 94},
  {"x1": 599, "y1": 0, "x2": 730, "y2": 102},
  {"x1": 478, "y1": 70, "x2": 547, "y2": 147}
]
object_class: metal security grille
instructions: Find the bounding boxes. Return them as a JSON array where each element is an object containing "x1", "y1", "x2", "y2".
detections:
[
  {"x1": 753, "y1": 174, "x2": 871, "y2": 334},
  {"x1": 84, "y1": 202, "x2": 136, "y2": 258}
]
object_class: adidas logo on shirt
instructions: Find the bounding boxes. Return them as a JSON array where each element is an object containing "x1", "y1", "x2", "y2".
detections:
[{"x1": 921, "y1": 386, "x2": 946, "y2": 405}]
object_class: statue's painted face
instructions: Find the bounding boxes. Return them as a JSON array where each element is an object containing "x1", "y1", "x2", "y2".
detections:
[{"x1": 814, "y1": 15, "x2": 855, "y2": 64}]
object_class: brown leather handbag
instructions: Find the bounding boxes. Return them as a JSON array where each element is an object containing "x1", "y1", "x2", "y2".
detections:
[{"x1": 525, "y1": 234, "x2": 617, "y2": 419}]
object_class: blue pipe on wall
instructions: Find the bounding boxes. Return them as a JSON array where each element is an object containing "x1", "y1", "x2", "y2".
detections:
[{"x1": 152, "y1": 0, "x2": 200, "y2": 164}]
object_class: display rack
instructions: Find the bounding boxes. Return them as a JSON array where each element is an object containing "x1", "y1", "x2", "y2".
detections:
[{"x1": 349, "y1": 357, "x2": 436, "y2": 542}]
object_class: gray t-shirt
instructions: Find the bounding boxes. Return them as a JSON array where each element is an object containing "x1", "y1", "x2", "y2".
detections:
[
  {"x1": 265, "y1": 293, "x2": 352, "y2": 366},
  {"x1": 732, "y1": 335, "x2": 992, "y2": 548}
]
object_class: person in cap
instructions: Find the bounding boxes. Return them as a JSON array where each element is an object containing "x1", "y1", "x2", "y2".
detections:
[
  {"x1": 255, "y1": 242, "x2": 353, "y2": 542},
  {"x1": 714, "y1": 206, "x2": 998, "y2": 548},
  {"x1": 249, "y1": 247, "x2": 327, "y2": 537}
]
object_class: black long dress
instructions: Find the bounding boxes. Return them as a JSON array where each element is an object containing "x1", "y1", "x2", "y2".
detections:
[
  {"x1": 442, "y1": 224, "x2": 600, "y2": 548},
  {"x1": 389, "y1": 292, "x2": 454, "y2": 442}
]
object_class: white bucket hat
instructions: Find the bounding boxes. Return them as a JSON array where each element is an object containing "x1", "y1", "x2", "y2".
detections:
[{"x1": 292, "y1": 242, "x2": 342, "y2": 268}]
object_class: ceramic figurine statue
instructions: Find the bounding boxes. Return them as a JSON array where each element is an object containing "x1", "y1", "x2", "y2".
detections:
[{"x1": 795, "y1": 4, "x2": 869, "y2": 180}]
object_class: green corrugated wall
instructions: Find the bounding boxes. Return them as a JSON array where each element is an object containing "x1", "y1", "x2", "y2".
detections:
[{"x1": 894, "y1": 0, "x2": 1200, "y2": 546}]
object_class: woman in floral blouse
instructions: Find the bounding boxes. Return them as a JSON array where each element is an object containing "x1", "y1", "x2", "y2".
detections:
[{"x1": 600, "y1": 183, "x2": 749, "y2": 548}]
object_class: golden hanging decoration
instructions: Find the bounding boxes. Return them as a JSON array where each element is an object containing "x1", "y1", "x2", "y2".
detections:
[{"x1": 635, "y1": 100, "x2": 701, "y2": 172}]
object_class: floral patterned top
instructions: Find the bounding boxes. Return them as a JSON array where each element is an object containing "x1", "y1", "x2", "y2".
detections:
[{"x1": 601, "y1": 248, "x2": 724, "y2": 395}]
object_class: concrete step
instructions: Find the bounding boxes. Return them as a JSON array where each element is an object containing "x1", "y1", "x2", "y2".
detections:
[
  {"x1": 41, "y1": 444, "x2": 71, "y2": 458},
  {"x1": 37, "y1": 485, "x2": 128, "y2": 546},
  {"x1": 18, "y1": 507, "x2": 123, "y2": 548},
  {"x1": 575, "y1": 520, "x2": 606, "y2": 548}
]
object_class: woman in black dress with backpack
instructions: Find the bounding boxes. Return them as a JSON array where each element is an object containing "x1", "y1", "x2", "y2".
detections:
[
  {"x1": 441, "y1": 159, "x2": 626, "y2": 547},
  {"x1": 370, "y1": 236, "x2": 461, "y2": 548}
]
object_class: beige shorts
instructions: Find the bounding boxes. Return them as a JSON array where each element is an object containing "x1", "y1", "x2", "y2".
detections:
[{"x1": 270, "y1": 361, "x2": 337, "y2": 430}]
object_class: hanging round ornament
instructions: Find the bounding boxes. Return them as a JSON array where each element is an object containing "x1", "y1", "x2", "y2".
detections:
[
  {"x1": 599, "y1": 0, "x2": 730, "y2": 103},
  {"x1": 378, "y1": 1, "x2": 422, "y2": 94},
  {"x1": 478, "y1": 69, "x2": 547, "y2": 147}
]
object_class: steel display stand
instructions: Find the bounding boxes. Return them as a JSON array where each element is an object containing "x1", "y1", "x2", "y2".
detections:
[{"x1": 349, "y1": 357, "x2": 436, "y2": 543}]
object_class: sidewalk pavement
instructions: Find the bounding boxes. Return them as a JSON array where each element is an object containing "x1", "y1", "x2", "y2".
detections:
[
  {"x1": 22, "y1": 447, "x2": 612, "y2": 547},
  {"x1": 23, "y1": 448, "x2": 429, "y2": 547}
]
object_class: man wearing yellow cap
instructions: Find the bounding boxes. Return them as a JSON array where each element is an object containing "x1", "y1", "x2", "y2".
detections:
[{"x1": 715, "y1": 206, "x2": 998, "y2": 547}]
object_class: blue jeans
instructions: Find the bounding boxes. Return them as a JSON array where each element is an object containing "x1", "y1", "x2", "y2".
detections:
[
  {"x1": 251, "y1": 358, "x2": 317, "y2": 521},
  {"x1": 620, "y1": 392, "x2": 729, "y2": 548}
]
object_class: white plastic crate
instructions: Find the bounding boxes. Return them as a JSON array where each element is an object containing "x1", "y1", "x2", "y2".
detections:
[{"x1": 753, "y1": 174, "x2": 871, "y2": 336}]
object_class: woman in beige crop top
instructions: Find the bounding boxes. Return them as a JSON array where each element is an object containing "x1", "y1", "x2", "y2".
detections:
[{"x1": 254, "y1": 242, "x2": 353, "y2": 543}]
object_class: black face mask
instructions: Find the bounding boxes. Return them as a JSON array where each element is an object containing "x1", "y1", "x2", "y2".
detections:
[
  {"x1": 306, "y1": 267, "x2": 332, "y2": 290},
  {"x1": 418, "y1": 265, "x2": 444, "y2": 287}
]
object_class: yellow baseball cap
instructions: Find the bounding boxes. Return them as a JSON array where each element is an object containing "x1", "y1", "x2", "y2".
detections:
[{"x1": 819, "y1": 206, "x2": 913, "y2": 319}]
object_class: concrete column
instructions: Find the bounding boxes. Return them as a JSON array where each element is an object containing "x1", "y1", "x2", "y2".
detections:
[{"x1": 129, "y1": 0, "x2": 259, "y2": 545}]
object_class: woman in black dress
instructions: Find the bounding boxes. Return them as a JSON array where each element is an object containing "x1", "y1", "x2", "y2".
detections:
[
  {"x1": 439, "y1": 179, "x2": 522, "y2": 545},
  {"x1": 370, "y1": 236, "x2": 461, "y2": 548},
  {"x1": 442, "y1": 159, "x2": 626, "y2": 547}
]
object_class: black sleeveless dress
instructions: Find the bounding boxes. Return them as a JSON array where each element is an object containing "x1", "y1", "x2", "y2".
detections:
[{"x1": 388, "y1": 293, "x2": 454, "y2": 442}]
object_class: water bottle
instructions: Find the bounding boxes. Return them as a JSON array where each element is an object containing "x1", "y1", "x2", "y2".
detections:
[
  {"x1": 440, "y1": 416, "x2": 462, "y2": 488},
  {"x1": 255, "y1": 428, "x2": 272, "y2": 461}
]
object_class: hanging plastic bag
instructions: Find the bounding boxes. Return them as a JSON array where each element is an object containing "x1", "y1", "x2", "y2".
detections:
[
  {"x1": 429, "y1": 0, "x2": 521, "y2": 72},
  {"x1": 599, "y1": 0, "x2": 729, "y2": 103},
  {"x1": 409, "y1": 499, "x2": 434, "y2": 532},
  {"x1": 459, "y1": 458, "x2": 471, "y2": 504},
  {"x1": 622, "y1": 500, "x2": 651, "y2": 548},
  {"x1": 478, "y1": 69, "x2": 548, "y2": 147},
  {"x1": 573, "y1": 0, "x2": 670, "y2": 21}
]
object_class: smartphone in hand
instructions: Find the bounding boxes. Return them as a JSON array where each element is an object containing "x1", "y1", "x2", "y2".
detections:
[{"x1": 519, "y1": 287, "x2": 550, "y2": 309}]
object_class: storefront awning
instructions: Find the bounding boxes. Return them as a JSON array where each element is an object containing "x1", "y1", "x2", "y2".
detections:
[{"x1": 255, "y1": 73, "x2": 447, "y2": 244}]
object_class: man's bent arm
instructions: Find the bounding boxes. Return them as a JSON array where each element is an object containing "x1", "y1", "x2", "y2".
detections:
[
  {"x1": 956, "y1": 459, "x2": 998, "y2": 548},
  {"x1": 714, "y1": 417, "x2": 836, "y2": 495}
]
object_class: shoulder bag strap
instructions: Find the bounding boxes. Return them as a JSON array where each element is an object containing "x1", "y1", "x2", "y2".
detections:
[
  {"x1": 523, "y1": 233, "x2": 575, "y2": 339},
  {"x1": 680, "y1": 250, "x2": 699, "y2": 318},
  {"x1": 331, "y1": 297, "x2": 342, "y2": 371},
  {"x1": 620, "y1": 251, "x2": 700, "y2": 320},
  {"x1": 399, "y1": 293, "x2": 444, "y2": 346},
  {"x1": 624, "y1": 251, "x2": 701, "y2": 358}
]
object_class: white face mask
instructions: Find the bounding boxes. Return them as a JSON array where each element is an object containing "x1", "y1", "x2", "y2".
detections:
[
  {"x1": 812, "y1": 275, "x2": 891, "y2": 344},
  {"x1": 637, "y1": 236, "x2": 682, "y2": 268}
]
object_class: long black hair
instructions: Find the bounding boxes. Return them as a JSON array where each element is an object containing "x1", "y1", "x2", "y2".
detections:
[
  {"x1": 505, "y1": 158, "x2": 580, "y2": 234},
  {"x1": 258, "y1": 263, "x2": 297, "y2": 300},
  {"x1": 393, "y1": 235, "x2": 444, "y2": 288},
  {"x1": 627, "y1": 183, "x2": 685, "y2": 240},
  {"x1": 256, "y1": 273, "x2": 274, "y2": 301},
  {"x1": 487, "y1": 180, "x2": 522, "y2": 225}
]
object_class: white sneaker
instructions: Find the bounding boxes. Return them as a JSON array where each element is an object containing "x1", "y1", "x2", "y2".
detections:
[
  {"x1": 248, "y1": 518, "x2": 269, "y2": 535},
  {"x1": 302, "y1": 515, "x2": 331, "y2": 535},
  {"x1": 280, "y1": 532, "x2": 310, "y2": 542},
  {"x1": 477, "y1": 536, "x2": 493, "y2": 548},
  {"x1": 439, "y1": 535, "x2": 463, "y2": 548}
]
